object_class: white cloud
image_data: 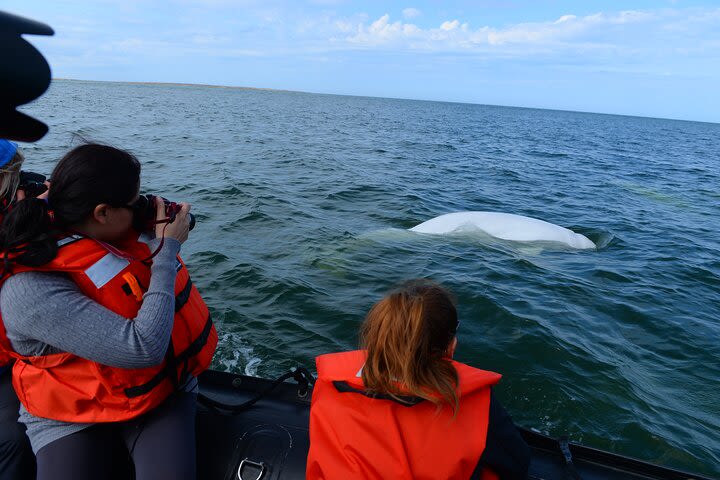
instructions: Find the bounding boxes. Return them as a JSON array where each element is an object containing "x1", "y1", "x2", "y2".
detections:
[
  {"x1": 321, "y1": 5, "x2": 720, "y2": 91},
  {"x1": 612, "y1": 10, "x2": 654, "y2": 24},
  {"x1": 555, "y1": 15, "x2": 576, "y2": 24},
  {"x1": 402, "y1": 8, "x2": 421, "y2": 19},
  {"x1": 334, "y1": 20, "x2": 354, "y2": 33},
  {"x1": 440, "y1": 20, "x2": 460, "y2": 31},
  {"x1": 340, "y1": 8, "x2": 716, "y2": 54},
  {"x1": 347, "y1": 14, "x2": 423, "y2": 45},
  {"x1": 29, "y1": 1, "x2": 720, "y2": 82}
]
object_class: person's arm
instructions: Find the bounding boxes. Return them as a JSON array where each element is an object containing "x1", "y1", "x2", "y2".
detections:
[
  {"x1": 1, "y1": 238, "x2": 180, "y2": 369},
  {"x1": 472, "y1": 392, "x2": 531, "y2": 479}
]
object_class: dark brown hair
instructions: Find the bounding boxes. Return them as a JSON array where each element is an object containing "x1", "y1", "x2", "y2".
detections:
[
  {"x1": 360, "y1": 279, "x2": 460, "y2": 411},
  {"x1": 0, "y1": 143, "x2": 140, "y2": 269}
]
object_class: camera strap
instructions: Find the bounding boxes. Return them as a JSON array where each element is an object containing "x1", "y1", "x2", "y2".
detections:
[
  {"x1": 137, "y1": 222, "x2": 171, "y2": 263},
  {"x1": 64, "y1": 222, "x2": 171, "y2": 264}
]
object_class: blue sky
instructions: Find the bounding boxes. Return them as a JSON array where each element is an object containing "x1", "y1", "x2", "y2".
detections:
[{"x1": 5, "y1": 1, "x2": 720, "y2": 122}]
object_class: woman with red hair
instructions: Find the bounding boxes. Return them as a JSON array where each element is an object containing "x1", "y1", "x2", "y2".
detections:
[{"x1": 307, "y1": 280, "x2": 530, "y2": 479}]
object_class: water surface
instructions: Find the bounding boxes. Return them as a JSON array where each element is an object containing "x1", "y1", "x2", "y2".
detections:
[{"x1": 21, "y1": 80, "x2": 720, "y2": 476}]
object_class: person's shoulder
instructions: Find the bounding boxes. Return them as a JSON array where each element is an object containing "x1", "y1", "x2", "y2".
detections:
[
  {"x1": 4, "y1": 269, "x2": 69, "y2": 283},
  {"x1": 1, "y1": 271, "x2": 78, "y2": 330},
  {"x1": 2, "y1": 270, "x2": 74, "y2": 300}
]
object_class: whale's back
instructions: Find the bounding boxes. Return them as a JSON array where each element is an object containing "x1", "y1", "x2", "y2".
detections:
[{"x1": 409, "y1": 212, "x2": 596, "y2": 250}]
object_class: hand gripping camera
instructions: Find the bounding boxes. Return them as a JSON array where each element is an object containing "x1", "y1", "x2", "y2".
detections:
[
  {"x1": 18, "y1": 170, "x2": 48, "y2": 198},
  {"x1": 131, "y1": 194, "x2": 196, "y2": 233}
]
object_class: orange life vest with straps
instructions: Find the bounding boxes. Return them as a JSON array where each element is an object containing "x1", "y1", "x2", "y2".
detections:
[
  {"x1": 0, "y1": 233, "x2": 217, "y2": 423},
  {"x1": 307, "y1": 350, "x2": 502, "y2": 480}
]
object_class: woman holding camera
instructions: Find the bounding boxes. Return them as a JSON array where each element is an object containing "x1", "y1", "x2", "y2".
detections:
[
  {"x1": 0, "y1": 143, "x2": 217, "y2": 480},
  {"x1": 307, "y1": 280, "x2": 530, "y2": 480},
  {"x1": 0, "y1": 139, "x2": 36, "y2": 480}
]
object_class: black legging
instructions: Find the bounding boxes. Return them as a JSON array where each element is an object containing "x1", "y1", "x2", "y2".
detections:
[
  {"x1": 0, "y1": 367, "x2": 35, "y2": 480},
  {"x1": 35, "y1": 391, "x2": 197, "y2": 480}
]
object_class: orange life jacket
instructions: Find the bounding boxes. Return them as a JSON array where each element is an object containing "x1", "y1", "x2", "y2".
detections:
[
  {"x1": 306, "y1": 350, "x2": 502, "y2": 480},
  {"x1": 0, "y1": 233, "x2": 217, "y2": 422}
]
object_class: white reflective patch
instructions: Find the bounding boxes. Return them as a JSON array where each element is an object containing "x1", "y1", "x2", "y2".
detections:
[
  {"x1": 84, "y1": 253, "x2": 129, "y2": 289},
  {"x1": 56, "y1": 235, "x2": 83, "y2": 247},
  {"x1": 356, "y1": 365, "x2": 364, "y2": 378}
]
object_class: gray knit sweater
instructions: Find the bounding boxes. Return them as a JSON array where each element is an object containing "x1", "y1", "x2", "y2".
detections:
[{"x1": 0, "y1": 237, "x2": 197, "y2": 453}]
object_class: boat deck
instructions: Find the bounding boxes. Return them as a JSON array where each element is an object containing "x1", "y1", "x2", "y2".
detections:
[{"x1": 196, "y1": 370, "x2": 715, "y2": 480}]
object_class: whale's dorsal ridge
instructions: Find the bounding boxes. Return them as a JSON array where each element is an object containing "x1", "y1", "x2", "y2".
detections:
[{"x1": 409, "y1": 211, "x2": 596, "y2": 250}]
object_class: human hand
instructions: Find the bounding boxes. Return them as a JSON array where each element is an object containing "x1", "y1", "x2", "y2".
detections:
[
  {"x1": 37, "y1": 181, "x2": 50, "y2": 200},
  {"x1": 15, "y1": 180, "x2": 50, "y2": 200},
  {"x1": 155, "y1": 196, "x2": 191, "y2": 243}
]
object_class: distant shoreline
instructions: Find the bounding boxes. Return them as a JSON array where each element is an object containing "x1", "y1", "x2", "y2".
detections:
[
  {"x1": 53, "y1": 77, "x2": 301, "y2": 94},
  {"x1": 50, "y1": 78, "x2": 716, "y2": 125}
]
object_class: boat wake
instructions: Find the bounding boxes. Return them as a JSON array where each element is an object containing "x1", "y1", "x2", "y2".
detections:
[{"x1": 214, "y1": 333, "x2": 263, "y2": 376}]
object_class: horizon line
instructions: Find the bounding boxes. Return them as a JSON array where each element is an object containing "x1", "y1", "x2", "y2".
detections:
[{"x1": 52, "y1": 77, "x2": 719, "y2": 126}]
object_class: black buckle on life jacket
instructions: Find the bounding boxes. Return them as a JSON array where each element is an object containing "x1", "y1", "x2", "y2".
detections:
[
  {"x1": 120, "y1": 273, "x2": 146, "y2": 301},
  {"x1": 123, "y1": 313, "x2": 213, "y2": 398}
]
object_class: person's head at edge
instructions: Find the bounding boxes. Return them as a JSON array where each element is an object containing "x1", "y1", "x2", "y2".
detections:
[
  {"x1": 0, "y1": 139, "x2": 24, "y2": 204},
  {"x1": 360, "y1": 279, "x2": 460, "y2": 411},
  {"x1": 0, "y1": 143, "x2": 189, "y2": 269}
]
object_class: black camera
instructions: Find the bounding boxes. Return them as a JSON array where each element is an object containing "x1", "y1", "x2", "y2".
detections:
[
  {"x1": 131, "y1": 194, "x2": 195, "y2": 233},
  {"x1": 18, "y1": 170, "x2": 48, "y2": 198}
]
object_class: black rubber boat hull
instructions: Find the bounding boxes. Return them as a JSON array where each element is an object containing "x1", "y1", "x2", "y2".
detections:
[{"x1": 197, "y1": 370, "x2": 714, "y2": 480}]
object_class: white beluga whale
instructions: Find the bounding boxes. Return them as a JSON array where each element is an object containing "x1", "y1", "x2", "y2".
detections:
[{"x1": 409, "y1": 212, "x2": 596, "y2": 250}]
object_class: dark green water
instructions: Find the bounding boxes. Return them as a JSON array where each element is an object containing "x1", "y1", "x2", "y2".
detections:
[{"x1": 22, "y1": 79, "x2": 720, "y2": 476}]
